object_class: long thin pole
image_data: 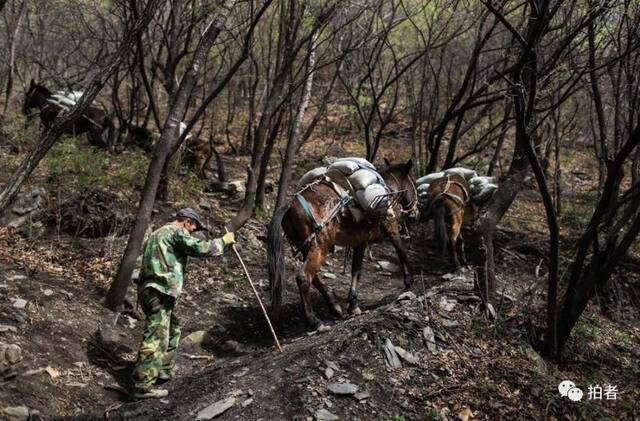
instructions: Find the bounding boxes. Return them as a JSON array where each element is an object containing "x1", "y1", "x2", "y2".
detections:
[{"x1": 227, "y1": 229, "x2": 283, "y2": 353}]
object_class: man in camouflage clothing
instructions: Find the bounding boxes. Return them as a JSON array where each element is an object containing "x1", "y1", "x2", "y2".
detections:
[{"x1": 131, "y1": 208, "x2": 235, "y2": 399}]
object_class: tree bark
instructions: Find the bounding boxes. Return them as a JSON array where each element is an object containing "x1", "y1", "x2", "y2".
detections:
[
  {"x1": 556, "y1": 123, "x2": 640, "y2": 355},
  {"x1": 105, "y1": 0, "x2": 239, "y2": 311},
  {"x1": 2, "y1": 0, "x2": 26, "y2": 114},
  {"x1": 274, "y1": 32, "x2": 317, "y2": 209},
  {"x1": 475, "y1": 0, "x2": 552, "y2": 307}
]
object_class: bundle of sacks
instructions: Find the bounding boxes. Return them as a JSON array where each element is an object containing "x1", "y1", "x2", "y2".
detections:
[
  {"x1": 416, "y1": 166, "x2": 498, "y2": 206},
  {"x1": 47, "y1": 90, "x2": 84, "y2": 111},
  {"x1": 298, "y1": 157, "x2": 391, "y2": 218}
]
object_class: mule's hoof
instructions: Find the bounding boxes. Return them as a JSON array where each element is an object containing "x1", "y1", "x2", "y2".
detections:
[
  {"x1": 316, "y1": 324, "x2": 332, "y2": 333},
  {"x1": 350, "y1": 307, "x2": 362, "y2": 316},
  {"x1": 331, "y1": 304, "x2": 343, "y2": 317}
]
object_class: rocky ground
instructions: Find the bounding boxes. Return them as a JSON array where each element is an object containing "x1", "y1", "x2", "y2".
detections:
[{"x1": 0, "y1": 132, "x2": 638, "y2": 420}]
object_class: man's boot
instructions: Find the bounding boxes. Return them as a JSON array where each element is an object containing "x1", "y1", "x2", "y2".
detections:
[{"x1": 132, "y1": 388, "x2": 169, "y2": 400}]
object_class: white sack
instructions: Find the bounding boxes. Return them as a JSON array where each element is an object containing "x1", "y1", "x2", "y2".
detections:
[
  {"x1": 349, "y1": 169, "x2": 380, "y2": 190},
  {"x1": 444, "y1": 167, "x2": 477, "y2": 180},
  {"x1": 417, "y1": 183, "x2": 430, "y2": 194},
  {"x1": 356, "y1": 183, "x2": 388, "y2": 213},
  {"x1": 329, "y1": 159, "x2": 360, "y2": 175},
  {"x1": 472, "y1": 183, "x2": 498, "y2": 204},
  {"x1": 299, "y1": 167, "x2": 327, "y2": 188},
  {"x1": 416, "y1": 172, "x2": 445, "y2": 186},
  {"x1": 340, "y1": 157, "x2": 376, "y2": 170}
]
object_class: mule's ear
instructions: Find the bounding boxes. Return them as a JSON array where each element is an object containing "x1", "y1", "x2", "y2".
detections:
[
  {"x1": 29, "y1": 79, "x2": 35, "y2": 87},
  {"x1": 403, "y1": 158, "x2": 413, "y2": 173},
  {"x1": 383, "y1": 157, "x2": 391, "y2": 167}
]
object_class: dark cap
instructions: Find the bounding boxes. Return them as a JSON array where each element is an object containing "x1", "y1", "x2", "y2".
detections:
[{"x1": 175, "y1": 207, "x2": 207, "y2": 231}]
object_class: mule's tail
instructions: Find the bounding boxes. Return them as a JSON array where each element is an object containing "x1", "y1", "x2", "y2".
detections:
[
  {"x1": 432, "y1": 199, "x2": 448, "y2": 256},
  {"x1": 268, "y1": 204, "x2": 290, "y2": 320}
]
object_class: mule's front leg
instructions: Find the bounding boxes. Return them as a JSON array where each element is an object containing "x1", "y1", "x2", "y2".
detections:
[
  {"x1": 382, "y1": 221, "x2": 413, "y2": 291},
  {"x1": 450, "y1": 214, "x2": 462, "y2": 269},
  {"x1": 312, "y1": 275, "x2": 343, "y2": 317},
  {"x1": 348, "y1": 246, "x2": 365, "y2": 315},
  {"x1": 296, "y1": 270, "x2": 321, "y2": 329},
  {"x1": 296, "y1": 248, "x2": 326, "y2": 329}
]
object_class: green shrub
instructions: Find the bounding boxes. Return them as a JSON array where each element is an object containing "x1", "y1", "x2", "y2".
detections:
[{"x1": 44, "y1": 137, "x2": 149, "y2": 192}]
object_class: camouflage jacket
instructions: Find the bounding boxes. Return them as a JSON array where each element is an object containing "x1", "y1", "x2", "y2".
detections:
[{"x1": 139, "y1": 222, "x2": 226, "y2": 298}]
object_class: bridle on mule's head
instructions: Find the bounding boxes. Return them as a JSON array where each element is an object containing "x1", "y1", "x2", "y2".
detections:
[{"x1": 386, "y1": 169, "x2": 418, "y2": 216}]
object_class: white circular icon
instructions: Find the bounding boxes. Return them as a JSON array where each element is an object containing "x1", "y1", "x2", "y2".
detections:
[
  {"x1": 567, "y1": 387, "x2": 583, "y2": 402},
  {"x1": 558, "y1": 380, "x2": 576, "y2": 397}
]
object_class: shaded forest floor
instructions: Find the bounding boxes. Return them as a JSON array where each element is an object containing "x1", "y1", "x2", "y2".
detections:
[{"x1": 0, "y1": 119, "x2": 639, "y2": 420}]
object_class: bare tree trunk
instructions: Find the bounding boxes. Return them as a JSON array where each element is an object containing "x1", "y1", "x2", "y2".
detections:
[
  {"x1": 517, "y1": 93, "x2": 560, "y2": 358},
  {"x1": 2, "y1": 0, "x2": 26, "y2": 114},
  {"x1": 0, "y1": 0, "x2": 162, "y2": 213},
  {"x1": 556, "y1": 124, "x2": 640, "y2": 355},
  {"x1": 255, "y1": 108, "x2": 285, "y2": 209},
  {"x1": 554, "y1": 129, "x2": 562, "y2": 215},
  {"x1": 587, "y1": 8, "x2": 609, "y2": 172},
  {"x1": 488, "y1": 102, "x2": 512, "y2": 176},
  {"x1": 228, "y1": 0, "x2": 306, "y2": 231},
  {"x1": 131, "y1": 0, "x2": 162, "y2": 131},
  {"x1": 106, "y1": 0, "x2": 239, "y2": 311},
  {"x1": 474, "y1": 0, "x2": 552, "y2": 307},
  {"x1": 274, "y1": 32, "x2": 317, "y2": 209}
]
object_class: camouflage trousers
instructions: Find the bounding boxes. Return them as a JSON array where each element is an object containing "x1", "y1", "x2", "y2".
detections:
[{"x1": 132, "y1": 287, "x2": 181, "y2": 392}]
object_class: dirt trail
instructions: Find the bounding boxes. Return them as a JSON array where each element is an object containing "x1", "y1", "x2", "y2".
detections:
[{"x1": 1, "y1": 215, "x2": 638, "y2": 420}]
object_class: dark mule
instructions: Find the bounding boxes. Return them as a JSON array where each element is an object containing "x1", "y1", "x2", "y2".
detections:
[
  {"x1": 427, "y1": 174, "x2": 476, "y2": 268},
  {"x1": 268, "y1": 159, "x2": 418, "y2": 329},
  {"x1": 183, "y1": 135, "x2": 225, "y2": 179},
  {"x1": 117, "y1": 122, "x2": 155, "y2": 153},
  {"x1": 22, "y1": 79, "x2": 115, "y2": 150}
]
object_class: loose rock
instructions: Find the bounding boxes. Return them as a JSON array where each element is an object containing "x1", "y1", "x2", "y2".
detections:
[
  {"x1": 396, "y1": 291, "x2": 416, "y2": 302},
  {"x1": 0, "y1": 325, "x2": 17, "y2": 333},
  {"x1": 423, "y1": 327, "x2": 437, "y2": 352},
  {"x1": 183, "y1": 330, "x2": 207, "y2": 346},
  {"x1": 0, "y1": 187, "x2": 46, "y2": 229},
  {"x1": 2, "y1": 344, "x2": 22, "y2": 364},
  {"x1": 196, "y1": 397, "x2": 236, "y2": 420},
  {"x1": 316, "y1": 324, "x2": 331, "y2": 333},
  {"x1": 441, "y1": 319, "x2": 460, "y2": 328},
  {"x1": 324, "y1": 367, "x2": 335, "y2": 379},
  {"x1": 439, "y1": 297, "x2": 456, "y2": 312},
  {"x1": 209, "y1": 180, "x2": 245, "y2": 196},
  {"x1": 377, "y1": 260, "x2": 400, "y2": 273},
  {"x1": 354, "y1": 391, "x2": 370, "y2": 401},
  {"x1": 325, "y1": 360, "x2": 339, "y2": 371},
  {"x1": 393, "y1": 346, "x2": 419, "y2": 365},
  {"x1": 3, "y1": 406, "x2": 30, "y2": 420},
  {"x1": 314, "y1": 408, "x2": 339, "y2": 421},
  {"x1": 383, "y1": 339, "x2": 402, "y2": 369},
  {"x1": 327, "y1": 383, "x2": 358, "y2": 395},
  {"x1": 12, "y1": 298, "x2": 27, "y2": 309}
]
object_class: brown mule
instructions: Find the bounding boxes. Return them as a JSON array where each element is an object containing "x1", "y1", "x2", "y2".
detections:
[
  {"x1": 427, "y1": 174, "x2": 476, "y2": 268},
  {"x1": 268, "y1": 159, "x2": 418, "y2": 329},
  {"x1": 22, "y1": 79, "x2": 115, "y2": 151}
]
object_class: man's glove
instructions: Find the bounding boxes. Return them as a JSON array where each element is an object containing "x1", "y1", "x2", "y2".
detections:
[{"x1": 222, "y1": 231, "x2": 235, "y2": 246}]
